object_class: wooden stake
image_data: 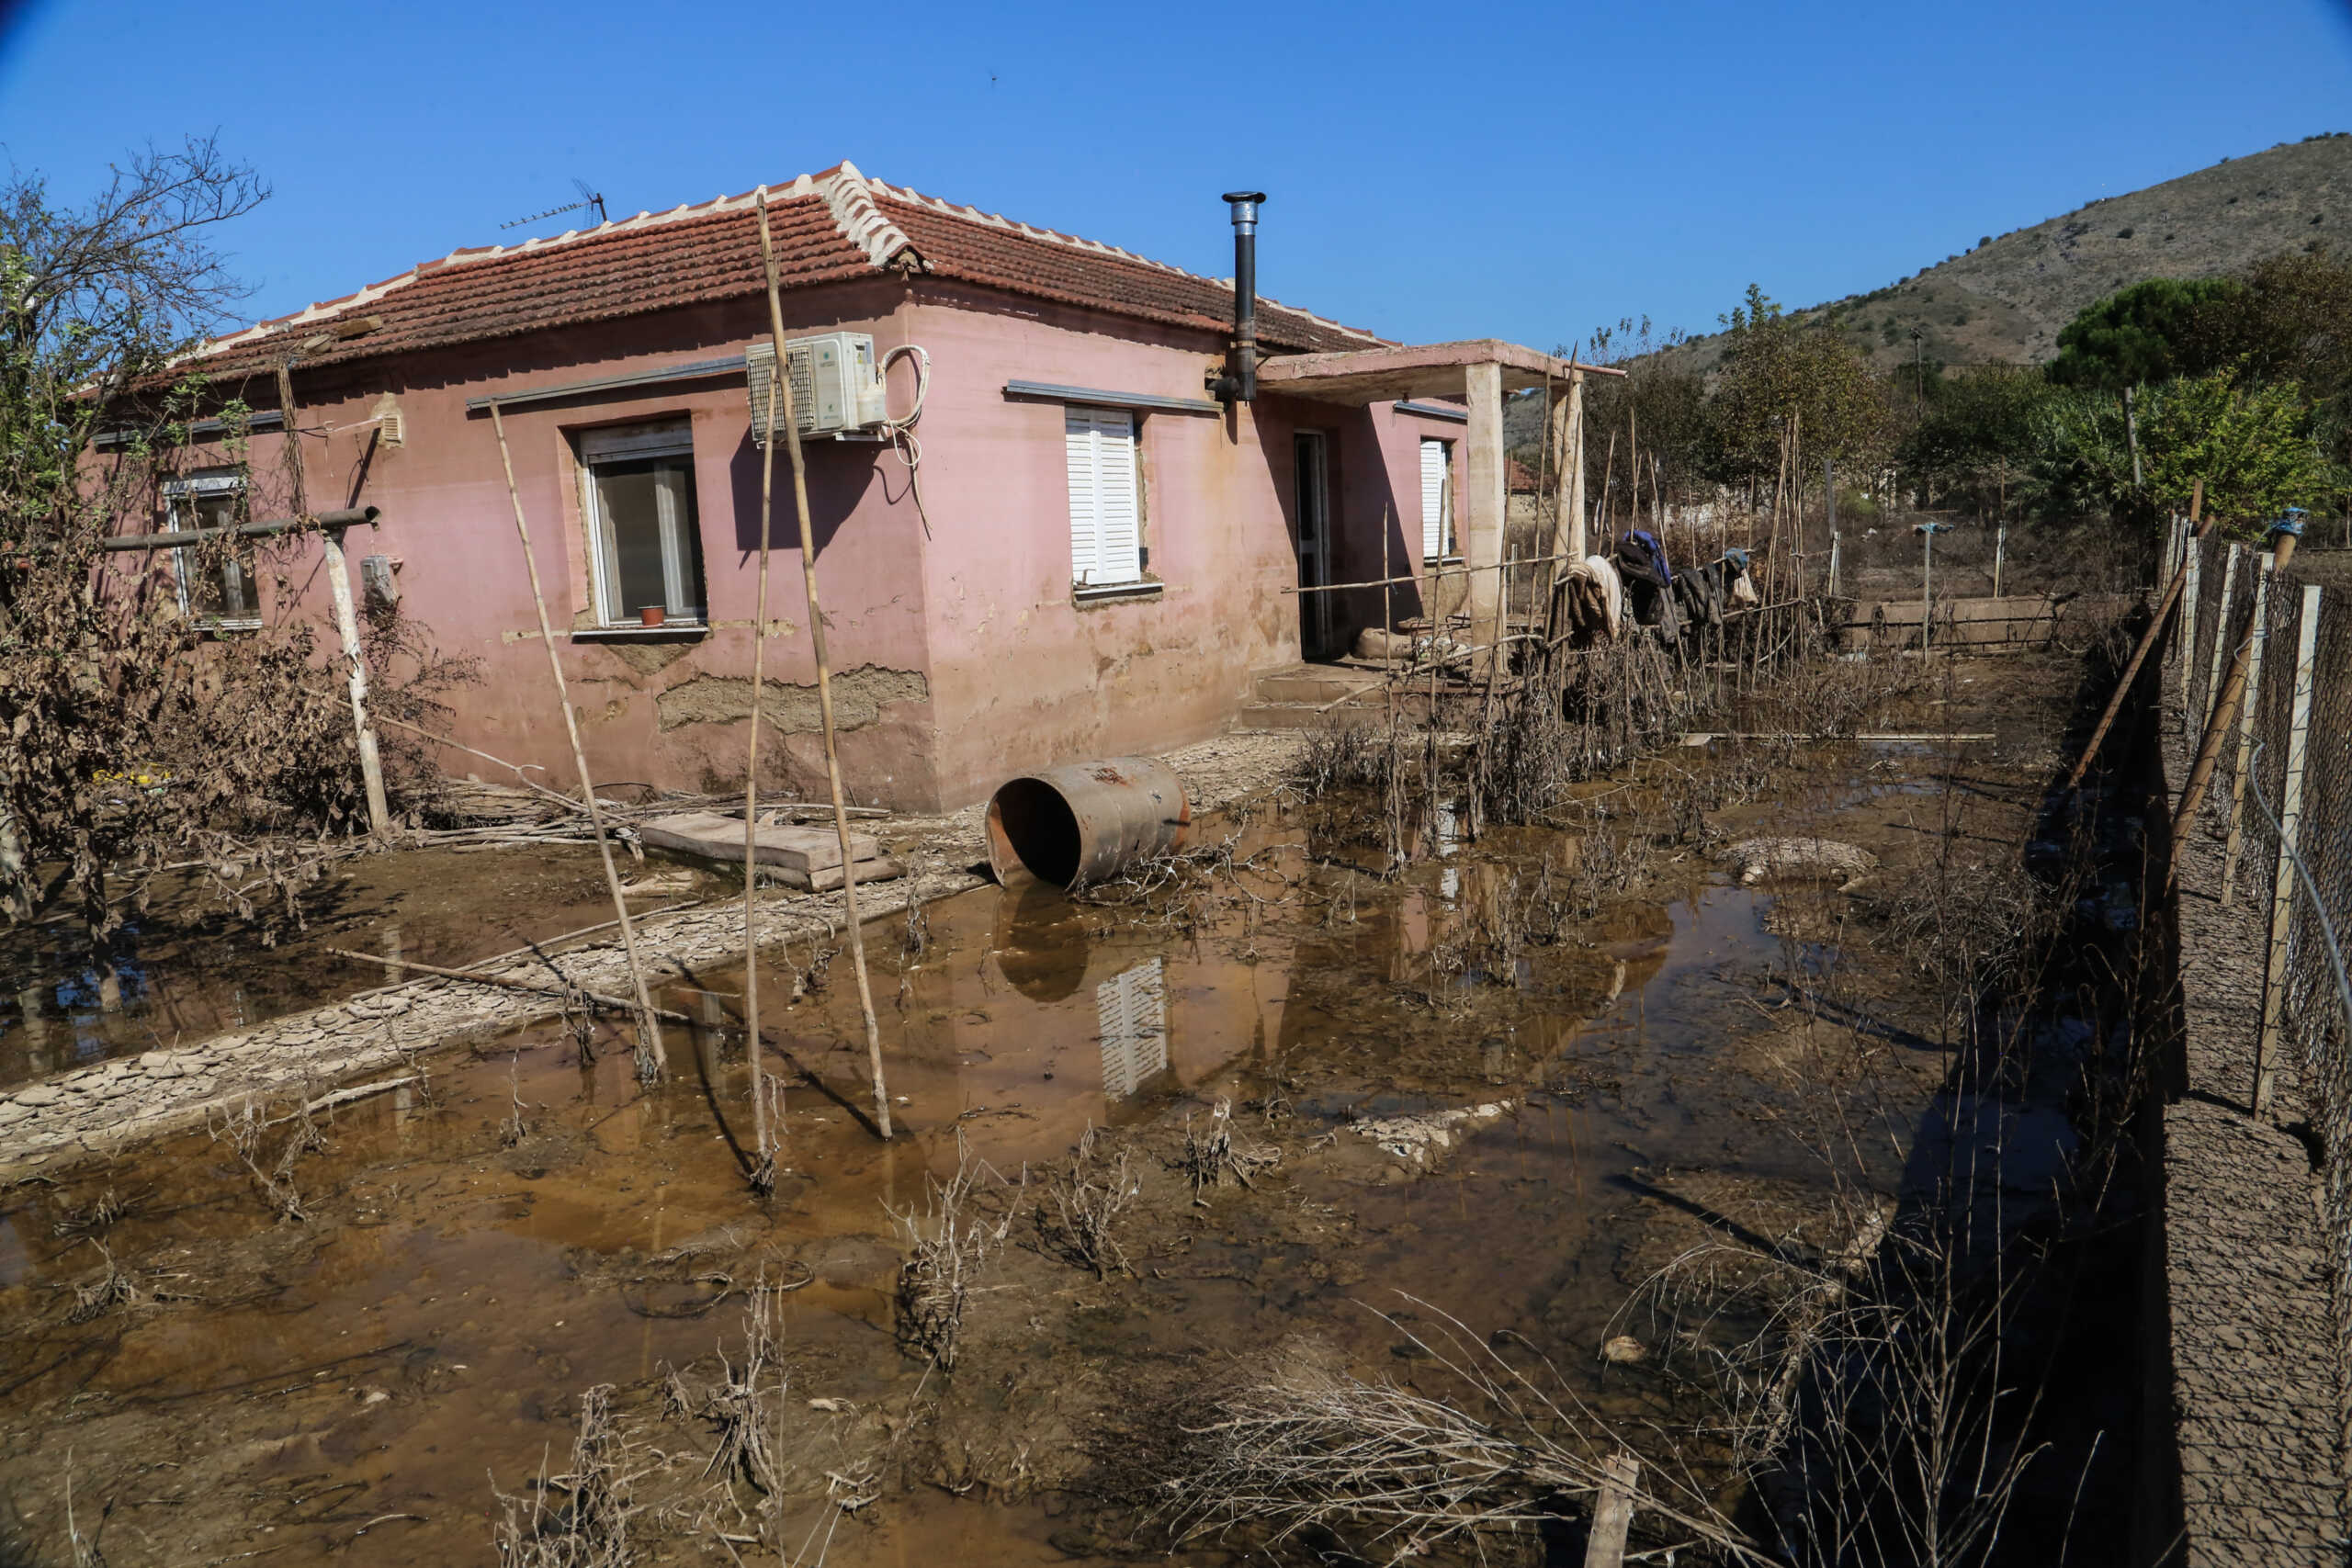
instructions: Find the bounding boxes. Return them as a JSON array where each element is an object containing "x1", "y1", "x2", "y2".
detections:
[
  {"x1": 277, "y1": 361, "x2": 390, "y2": 836},
  {"x1": 487, "y1": 401, "x2": 668, "y2": 1079},
  {"x1": 2178, "y1": 518, "x2": 2200, "y2": 730},
  {"x1": 755, "y1": 191, "x2": 892, "y2": 1141},
  {"x1": 740, "y1": 333, "x2": 782, "y2": 1187},
  {"x1": 1582, "y1": 1450, "x2": 1640, "y2": 1567},
  {"x1": 2221, "y1": 555, "x2": 2277, "y2": 904},
  {"x1": 2205, "y1": 541, "x2": 2240, "y2": 733},
  {"x1": 2063, "y1": 485, "x2": 2210, "y2": 792},
  {"x1": 2170, "y1": 526, "x2": 2296, "y2": 892},
  {"x1": 2255, "y1": 581, "x2": 2324, "y2": 1113}
]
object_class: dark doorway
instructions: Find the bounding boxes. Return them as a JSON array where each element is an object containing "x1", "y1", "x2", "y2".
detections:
[{"x1": 1293, "y1": 431, "x2": 1334, "y2": 657}]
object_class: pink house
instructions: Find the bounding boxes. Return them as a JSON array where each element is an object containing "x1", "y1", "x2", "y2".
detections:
[{"x1": 152, "y1": 164, "x2": 1595, "y2": 813}]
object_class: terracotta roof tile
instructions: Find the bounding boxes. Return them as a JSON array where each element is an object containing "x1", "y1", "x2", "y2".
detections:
[{"x1": 182, "y1": 163, "x2": 1386, "y2": 379}]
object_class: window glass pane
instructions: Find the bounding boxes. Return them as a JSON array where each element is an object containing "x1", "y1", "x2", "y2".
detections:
[
  {"x1": 595, "y1": 459, "x2": 672, "y2": 622},
  {"x1": 175, "y1": 491, "x2": 256, "y2": 623}
]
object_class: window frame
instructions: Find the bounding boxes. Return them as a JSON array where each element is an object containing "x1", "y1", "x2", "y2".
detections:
[
  {"x1": 1065, "y1": 404, "x2": 1149, "y2": 592},
  {"x1": 578, "y1": 422, "x2": 707, "y2": 629},
  {"x1": 161, "y1": 471, "x2": 261, "y2": 632},
  {"x1": 1419, "y1": 436, "x2": 1459, "y2": 563}
]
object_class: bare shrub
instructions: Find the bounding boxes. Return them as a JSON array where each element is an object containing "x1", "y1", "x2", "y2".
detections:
[
  {"x1": 1154, "y1": 1305, "x2": 1765, "y2": 1564},
  {"x1": 206, "y1": 1099, "x2": 317, "y2": 1223},
  {"x1": 64, "y1": 1239, "x2": 145, "y2": 1324},
  {"x1": 1293, "y1": 719, "x2": 1389, "y2": 798},
  {"x1": 1035, "y1": 1126, "x2": 1140, "y2": 1280},
  {"x1": 491, "y1": 1384, "x2": 647, "y2": 1567},
  {"x1": 1178, "y1": 1098, "x2": 1281, "y2": 1201},
  {"x1": 889, "y1": 1140, "x2": 1009, "y2": 1370},
  {"x1": 696, "y1": 1289, "x2": 784, "y2": 1494}
]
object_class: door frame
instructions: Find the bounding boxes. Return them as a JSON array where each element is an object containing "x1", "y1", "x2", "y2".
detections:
[{"x1": 1292, "y1": 430, "x2": 1334, "y2": 658}]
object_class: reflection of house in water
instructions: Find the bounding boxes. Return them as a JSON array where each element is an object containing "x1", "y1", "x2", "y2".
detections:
[{"x1": 1096, "y1": 960, "x2": 1169, "y2": 1102}]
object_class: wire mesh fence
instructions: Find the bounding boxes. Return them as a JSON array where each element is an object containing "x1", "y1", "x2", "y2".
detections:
[{"x1": 2171, "y1": 531, "x2": 2352, "y2": 1501}]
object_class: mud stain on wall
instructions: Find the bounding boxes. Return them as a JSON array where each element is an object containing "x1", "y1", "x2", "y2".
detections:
[{"x1": 655, "y1": 665, "x2": 930, "y2": 733}]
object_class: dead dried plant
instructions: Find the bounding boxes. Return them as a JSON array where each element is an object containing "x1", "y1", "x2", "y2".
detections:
[
  {"x1": 696, "y1": 1287, "x2": 785, "y2": 1494},
  {"x1": 888, "y1": 1137, "x2": 1010, "y2": 1369},
  {"x1": 63, "y1": 1238, "x2": 145, "y2": 1324},
  {"x1": 1153, "y1": 1302, "x2": 1768, "y2": 1566},
  {"x1": 51, "y1": 1187, "x2": 140, "y2": 1239},
  {"x1": 499, "y1": 1055, "x2": 530, "y2": 1149},
  {"x1": 206, "y1": 1099, "x2": 316, "y2": 1223},
  {"x1": 1035, "y1": 1125, "x2": 1140, "y2": 1280},
  {"x1": 1178, "y1": 1097, "x2": 1281, "y2": 1201},
  {"x1": 491, "y1": 1384, "x2": 649, "y2": 1568}
]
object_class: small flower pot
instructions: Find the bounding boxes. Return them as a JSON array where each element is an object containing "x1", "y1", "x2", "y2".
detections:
[{"x1": 639, "y1": 605, "x2": 666, "y2": 627}]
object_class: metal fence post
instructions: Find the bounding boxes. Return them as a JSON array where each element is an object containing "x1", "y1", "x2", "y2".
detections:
[
  {"x1": 2222, "y1": 556, "x2": 2277, "y2": 906},
  {"x1": 2206, "y1": 544, "x2": 2240, "y2": 733},
  {"x1": 2256, "y1": 581, "x2": 2325, "y2": 1114}
]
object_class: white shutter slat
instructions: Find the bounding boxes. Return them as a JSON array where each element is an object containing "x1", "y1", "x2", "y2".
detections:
[
  {"x1": 1420, "y1": 439, "x2": 1447, "y2": 559},
  {"x1": 1094, "y1": 411, "x2": 1139, "y2": 584},
  {"x1": 1067, "y1": 408, "x2": 1099, "y2": 584}
]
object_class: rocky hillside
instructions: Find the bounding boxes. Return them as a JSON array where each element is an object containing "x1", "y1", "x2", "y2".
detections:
[{"x1": 1663, "y1": 131, "x2": 2352, "y2": 377}]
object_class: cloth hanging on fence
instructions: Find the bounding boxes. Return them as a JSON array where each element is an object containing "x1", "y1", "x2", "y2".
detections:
[
  {"x1": 1555, "y1": 555, "x2": 1623, "y2": 644},
  {"x1": 1612, "y1": 532, "x2": 1679, "y2": 634}
]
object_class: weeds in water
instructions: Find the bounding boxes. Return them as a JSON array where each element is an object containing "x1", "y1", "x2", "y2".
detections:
[
  {"x1": 500, "y1": 1055, "x2": 531, "y2": 1149},
  {"x1": 491, "y1": 1384, "x2": 648, "y2": 1568},
  {"x1": 51, "y1": 1187, "x2": 140, "y2": 1239},
  {"x1": 1178, "y1": 1098, "x2": 1281, "y2": 1202},
  {"x1": 697, "y1": 1288, "x2": 784, "y2": 1494},
  {"x1": 1035, "y1": 1125, "x2": 1139, "y2": 1280},
  {"x1": 206, "y1": 1100, "x2": 318, "y2": 1224},
  {"x1": 64, "y1": 1239, "x2": 145, "y2": 1324},
  {"x1": 1152, "y1": 1302, "x2": 1766, "y2": 1565},
  {"x1": 888, "y1": 1138, "x2": 1010, "y2": 1371}
]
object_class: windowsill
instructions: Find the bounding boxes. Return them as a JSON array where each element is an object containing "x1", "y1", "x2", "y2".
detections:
[
  {"x1": 1073, "y1": 580, "x2": 1164, "y2": 604},
  {"x1": 1423, "y1": 556, "x2": 1464, "y2": 567},
  {"x1": 192, "y1": 619, "x2": 262, "y2": 637},
  {"x1": 571, "y1": 623, "x2": 709, "y2": 643}
]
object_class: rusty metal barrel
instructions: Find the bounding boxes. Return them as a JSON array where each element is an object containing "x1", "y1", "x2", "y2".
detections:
[{"x1": 984, "y1": 757, "x2": 1192, "y2": 888}]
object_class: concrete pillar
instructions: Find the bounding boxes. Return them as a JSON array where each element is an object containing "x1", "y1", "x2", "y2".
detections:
[{"x1": 1464, "y1": 360, "x2": 1506, "y2": 663}]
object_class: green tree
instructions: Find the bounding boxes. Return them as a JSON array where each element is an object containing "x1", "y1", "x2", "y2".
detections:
[
  {"x1": 2047, "y1": 277, "x2": 2241, "y2": 392},
  {"x1": 2037, "y1": 368, "x2": 2324, "y2": 532},
  {"x1": 1903, "y1": 364, "x2": 2055, "y2": 514},
  {"x1": 1709, "y1": 285, "x2": 1893, "y2": 484}
]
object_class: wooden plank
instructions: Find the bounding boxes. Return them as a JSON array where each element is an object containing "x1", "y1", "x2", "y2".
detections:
[{"x1": 639, "y1": 811, "x2": 878, "y2": 873}]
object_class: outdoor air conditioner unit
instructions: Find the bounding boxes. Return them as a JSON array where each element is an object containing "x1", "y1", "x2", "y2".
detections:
[{"x1": 746, "y1": 333, "x2": 889, "y2": 444}]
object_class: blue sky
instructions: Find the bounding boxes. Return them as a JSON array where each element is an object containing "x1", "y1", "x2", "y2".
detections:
[{"x1": 1, "y1": 0, "x2": 2346, "y2": 355}]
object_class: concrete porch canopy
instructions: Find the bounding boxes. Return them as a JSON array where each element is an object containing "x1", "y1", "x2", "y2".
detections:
[{"x1": 1259, "y1": 340, "x2": 1622, "y2": 654}]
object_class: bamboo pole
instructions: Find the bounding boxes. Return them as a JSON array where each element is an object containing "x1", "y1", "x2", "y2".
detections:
[
  {"x1": 2063, "y1": 483, "x2": 2209, "y2": 791},
  {"x1": 487, "y1": 401, "x2": 669, "y2": 1078},
  {"x1": 756, "y1": 190, "x2": 893, "y2": 1141},
  {"x1": 277, "y1": 361, "x2": 390, "y2": 836},
  {"x1": 740, "y1": 342, "x2": 782, "y2": 1187}
]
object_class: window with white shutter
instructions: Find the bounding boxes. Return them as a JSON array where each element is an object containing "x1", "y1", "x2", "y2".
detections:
[
  {"x1": 1419, "y1": 437, "x2": 1454, "y2": 560},
  {"x1": 1066, "y1": 406, "x2": 1142, "y2": 587}
]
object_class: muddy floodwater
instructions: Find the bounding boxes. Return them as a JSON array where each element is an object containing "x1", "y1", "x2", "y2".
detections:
[{"x1": 0, "y1": 659, "x2": 2132, "y2": 1565}]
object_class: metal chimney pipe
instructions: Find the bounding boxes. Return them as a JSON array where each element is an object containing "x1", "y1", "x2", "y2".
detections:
[{"x1": 1219, "y1": 190, "x2": 1266, "y2": 403}]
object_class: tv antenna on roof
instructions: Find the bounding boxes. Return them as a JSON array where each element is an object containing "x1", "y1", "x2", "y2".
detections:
[{"x1": 502, "y1": 178, "x2": 608, "y2": 231}]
